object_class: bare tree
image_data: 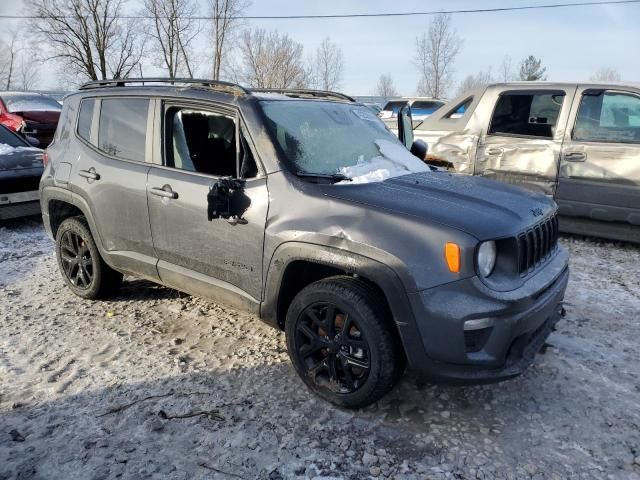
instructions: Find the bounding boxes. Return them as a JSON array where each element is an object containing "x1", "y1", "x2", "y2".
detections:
[
  {"x1": 375, "y1": 74, "x2": 398, "y2": 97},
  {"x1": 456, "y1": 69, "x2": 493, "y2": 96},
  {"x1": 0, "y1": 31, "x2": 20, "y2": 89},
  {"x1": 234, "y1": 28, "x2": 307, "y2": 89},
  {"x1": 28, "y1": 0, "x2": 145, "y2": 81},
  {"x1": 16, "y1": 54, "x2": 41, "y2": 90},
  {"x1": 499, "y1": 54, "x2": 514, "y2": 82},
  {"x1": 209, "y1": 0, "x2": 250, "y2": 80},
  {"x1": 0, "y1": 30, "x2": 41, "y2": 90},
  {"x1": 590, "y1": 67, "x2": 621, "y2": 82},
  {"x1": 413, "y1": 13, "x2": 462, "y2": 98},
  {"x1": 309, "y1": 37, "x2": 344, "y2": 91},
  {"x1": 518, "y1": 55, "x2": 547, "y2": 81},
  {"x1": 143, "y1": 0, "x2": 199, "y2": 79}
]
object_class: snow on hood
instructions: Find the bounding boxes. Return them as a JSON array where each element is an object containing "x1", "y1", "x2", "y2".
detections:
[
  {"x1": 337, "y1": 139, "x2": 429, "y2": 184},
  {"x1": 0, "y1": 143, "x2": 41, "y2": 156}
]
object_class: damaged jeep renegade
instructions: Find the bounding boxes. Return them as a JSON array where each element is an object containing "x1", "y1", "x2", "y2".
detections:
[{"x1": 40, "y1": 79, "x2": 569, "y2": 408}]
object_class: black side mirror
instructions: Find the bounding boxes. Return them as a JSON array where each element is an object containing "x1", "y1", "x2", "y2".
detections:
[
  {"x1": 397, "y1": 104, "x2": 414, "y2": 150},
  {"x1": 410, "y1": 139, "x2": 428, "y2": 160},
  {"x1": 207, "y1": 177, "x2": 246, "y2": 221}
]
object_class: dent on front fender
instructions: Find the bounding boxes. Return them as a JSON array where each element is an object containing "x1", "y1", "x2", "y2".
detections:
[{"x1": 415, "y1": 129, "x2": 478, "y2": 174}]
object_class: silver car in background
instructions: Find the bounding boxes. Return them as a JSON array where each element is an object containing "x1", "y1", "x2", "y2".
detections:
[{"x1": 414, "y1": 82, "x2": 640, "y2": 243}]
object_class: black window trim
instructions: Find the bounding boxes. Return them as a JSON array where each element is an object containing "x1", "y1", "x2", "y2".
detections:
[
  {"x1": 486, "y1": 89, "x2": 567, "y2": 140},
  {"x1": 159, "y1": 99, "x2": 264, "y2": 180},
  {"x1": 74, "y1": 95, "x2": 153, "y2": 165},
  {"x1": 571, "y1": 88, "x2": 640, "y2": 145}
]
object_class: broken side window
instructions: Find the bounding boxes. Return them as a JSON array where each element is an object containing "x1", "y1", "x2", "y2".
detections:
[
  {"x1": 488, "y1": 92, "x2": 564, "y2": 138},
  {"x1": 165, "y1": 107, "x2": 237, "y2": 177}
]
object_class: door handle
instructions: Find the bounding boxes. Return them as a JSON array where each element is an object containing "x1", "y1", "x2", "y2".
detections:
[
  {"x1": 564, "y1": 152, "x2": 586, "y2": 162},
  {"x1": 78, "y1": 168, "x2": 100, "y2": 180},
  {"x1": 150, "y1": 185, "x2": 178, "y2": 199},
  {"x1": 486, "y1": 148, "x2": 503, "y2": 156}
]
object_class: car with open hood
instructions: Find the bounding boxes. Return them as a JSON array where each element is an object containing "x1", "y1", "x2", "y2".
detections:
[{"x1": 40, "y1": 79, "x2": 569, "y2": 408}]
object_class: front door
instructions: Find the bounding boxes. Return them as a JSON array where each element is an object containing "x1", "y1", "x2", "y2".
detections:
[
  {"x1": 475, "y1": 88, "x2": 575, "y2": 195},
  {"x1": 146, "y1": 101, "x2": 268, "y2": 310},
  {"x1": 555, "y1": 87, "x2": 640, "y2": 239}
]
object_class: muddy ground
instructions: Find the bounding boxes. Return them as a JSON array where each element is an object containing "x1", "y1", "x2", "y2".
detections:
[{"x1": 1, "y1": 217, "x2": 639, "y2": 480}]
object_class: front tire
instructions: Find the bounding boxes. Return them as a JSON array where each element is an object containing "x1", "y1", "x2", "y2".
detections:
[
  {"x1": 285, "y1": 276, "x2": 404, "y2": 409},
  {"x1": 55, "y1": 216, "x2": 122, "y2": 299}
]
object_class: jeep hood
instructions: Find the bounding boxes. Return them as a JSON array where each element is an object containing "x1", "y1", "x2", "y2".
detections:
[{"x1": 322, "y1": 172, "x2": 556, "y2": 240}]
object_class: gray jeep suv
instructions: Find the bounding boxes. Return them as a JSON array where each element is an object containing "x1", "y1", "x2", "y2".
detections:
[{"x1": 40, "y1": 78, "x2": 569, "y2": 408}]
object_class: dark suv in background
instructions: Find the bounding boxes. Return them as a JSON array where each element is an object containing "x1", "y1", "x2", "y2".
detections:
[{"x1": 40, "y1": 79, "x2": 569, "y2": 408}]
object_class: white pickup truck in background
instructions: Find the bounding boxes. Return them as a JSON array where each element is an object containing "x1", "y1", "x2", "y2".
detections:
[{"x1": 409, "y1": 82, "x2": 640, "y2": 244}]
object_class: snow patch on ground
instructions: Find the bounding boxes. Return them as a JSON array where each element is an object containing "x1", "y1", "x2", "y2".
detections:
[
  {"x1": 1, "y1": 220, "x2": 639, "y2": 479},
  {"x1": 338, "y1": 139, "x2": 429, "y2": 184}
]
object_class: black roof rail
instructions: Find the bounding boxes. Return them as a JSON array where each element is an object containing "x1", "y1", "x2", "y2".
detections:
[
  {"x1": 79, "y1": 77, "x2": 249, "y2": 95},
  {"x1": 250, "y1": 88, "x2": 355, "y2": 102}
]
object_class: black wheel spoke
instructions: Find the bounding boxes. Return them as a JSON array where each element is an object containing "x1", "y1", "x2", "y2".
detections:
[
  {"x1": 62, "y1": 232, "x2": 75, "y2": 255},
  {"x1": 339, "y1": 355, "x2": 356, "y2": 390},
  {"x1": 305, "y1": 309, "x2": 322, "y2": 328},
  {"x1": 322, "y1": 304, "x2": 336, "y2": 336},
  {"x1": 340, "y1": 314, "x2": 353, "y2": 336},
  {"x1": 342, "y1": 353, "x2": 369, "y2": 370},
  {"x1": 327, "y1": 355, "x2": 338, "y2": 381},
  {"x1": 61, "y1": 252, "x2": 76, "y2": 263}
]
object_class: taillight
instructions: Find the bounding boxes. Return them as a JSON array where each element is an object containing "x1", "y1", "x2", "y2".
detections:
[{"x1": 43, "y1": 151, "x2": 50, "y2": 167}]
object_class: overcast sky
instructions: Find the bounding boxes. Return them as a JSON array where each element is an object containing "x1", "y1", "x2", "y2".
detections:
[{"x1": 1, "y1": 0, "x2": 639, "y2": 95}]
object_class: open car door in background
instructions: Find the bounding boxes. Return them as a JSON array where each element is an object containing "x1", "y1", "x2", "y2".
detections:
[{"x1": 475, "y1": 88, "x2": 575, "y2": 195}]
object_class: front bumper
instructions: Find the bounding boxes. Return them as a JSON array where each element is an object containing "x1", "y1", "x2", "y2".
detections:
[{"x1": 406, "y1": 246, "x2": 569, "y2": 384}]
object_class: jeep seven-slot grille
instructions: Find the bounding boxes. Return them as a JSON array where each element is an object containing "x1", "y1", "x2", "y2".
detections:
[{"x1": 517, "y1": 214, "x2": 559, "y2": 275}]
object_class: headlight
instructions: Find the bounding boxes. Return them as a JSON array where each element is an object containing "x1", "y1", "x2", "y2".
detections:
[{"x1": 477, "y1": 241, "x2": 497, "y2": 277}]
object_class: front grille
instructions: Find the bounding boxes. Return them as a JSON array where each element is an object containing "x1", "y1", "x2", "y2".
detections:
[{"x1": 517, "y1": 214, "x2": 559, "y2": 275}]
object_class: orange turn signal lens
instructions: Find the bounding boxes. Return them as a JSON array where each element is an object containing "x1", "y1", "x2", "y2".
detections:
[{"x1": 444, "y1": 242, "x2": 461, "y2": 273}]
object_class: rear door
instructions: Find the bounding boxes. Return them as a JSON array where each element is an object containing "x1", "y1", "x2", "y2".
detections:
[
  {"x1": 475, "y1": 87, "x2": 575, "y2": 195},
  {"x1": 71, "y1": 96, "x2": 158, "y2": 280},
  {"x1": 555, "y1": 88, "x2": 640, "y2": 237},
  {"x1": 146, "y1": 100, "x2": 268, "y2": 311}
]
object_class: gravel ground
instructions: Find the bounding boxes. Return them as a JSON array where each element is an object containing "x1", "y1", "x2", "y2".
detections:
[{"x1": 1, "y1": 217, "x2": 639, "y2": 480}]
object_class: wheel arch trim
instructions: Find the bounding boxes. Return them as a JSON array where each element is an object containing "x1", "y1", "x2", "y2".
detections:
[{"x1": 261, "y1": 242, "x2": 430, "y2": 371}]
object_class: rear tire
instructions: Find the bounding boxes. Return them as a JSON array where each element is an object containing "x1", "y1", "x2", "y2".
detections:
[
  {"x1": 285, "y1": 276, "x2": 404, "y2": 409},
  {"x1": 55, "y1": 216, "x2": 122, "y2": 299}
]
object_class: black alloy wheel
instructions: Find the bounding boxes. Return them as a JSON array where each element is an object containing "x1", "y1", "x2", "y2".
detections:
[
  {"x1": 59, "y1": 230, "x2": 94, "y2": 289},
  {"x1": 285, "y1": 276, "x2": 404, "y2": 408},
  {"x1": 55, "y1": 216, "x2": 123, "y2": 299},
  {"x1": 294, "y1": 302, "x2": 371, "y2": 394}
]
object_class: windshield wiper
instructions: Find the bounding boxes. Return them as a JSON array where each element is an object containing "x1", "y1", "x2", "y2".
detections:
[{"x1": 296, "y1": 171, "x2": 352, "y2": 183}]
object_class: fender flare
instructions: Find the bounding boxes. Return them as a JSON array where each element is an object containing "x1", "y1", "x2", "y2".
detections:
[
  {"x1": 42, "y1": 187, "x2": 114, "y2": 268},
  {"x1": 261, "y1": 242, "x2": 430, "y2": 371}
]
